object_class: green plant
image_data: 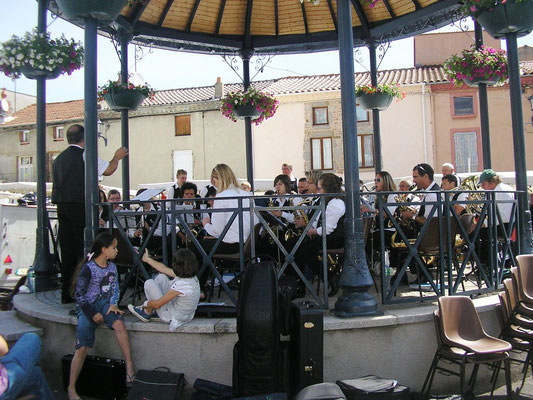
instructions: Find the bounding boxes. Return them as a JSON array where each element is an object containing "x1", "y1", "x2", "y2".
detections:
[
  {"x1": 0, "y1": 29, "x2": 83, "y2": 79},
  {"x1": 220, "y1": 87, "x2": 279, "y2": 125},
  {"x1": 97, "y1": 78, "x2": 155, "y2": 101},
  {"x1": 355, "y1": 83, "x2": 404, "y2": 99},
  {"x1": 443, "y1": 45, "x2": 508, "y2": 87},
  {"x1": 461, "y1": 0, "x2": 533, "y2": 16}
]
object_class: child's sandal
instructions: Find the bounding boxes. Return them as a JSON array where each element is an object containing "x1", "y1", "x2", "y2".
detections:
[{"x1": 126, "y1": 373, "x2": 136, "y2": 387}]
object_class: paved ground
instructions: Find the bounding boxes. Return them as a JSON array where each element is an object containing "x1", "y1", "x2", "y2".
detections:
[{"x1": 45, "y1": 366, "x2": 533, "y2": 399}]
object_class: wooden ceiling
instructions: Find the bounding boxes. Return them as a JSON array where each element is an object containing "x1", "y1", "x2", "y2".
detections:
[{"x1": 51, "y1": 0, "x2": 463, "y2": 54}]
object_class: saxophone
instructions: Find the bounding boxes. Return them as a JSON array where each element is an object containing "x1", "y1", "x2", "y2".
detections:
[{"x1": 285, "y1": 197, "x2": 311, "y2": 241}]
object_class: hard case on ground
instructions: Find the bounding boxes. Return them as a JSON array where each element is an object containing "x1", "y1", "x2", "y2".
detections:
[
  {"x1": 61, "y1": 353, "x2": 127, "y2": 400},
  {"x1": 126, "y1": 367, "x2": 185, "y2": 400},
  {"x1": 289, "y1": 300, "x2": 324, "y2": 397}
]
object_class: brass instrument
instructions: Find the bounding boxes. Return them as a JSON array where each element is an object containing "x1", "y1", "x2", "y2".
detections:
[
  {"x1": 452, "y1": 175, "x2": 485, "y2": 214},
  {"x1": 285, "y1": 197, "x2": 312, "y2": 241}
]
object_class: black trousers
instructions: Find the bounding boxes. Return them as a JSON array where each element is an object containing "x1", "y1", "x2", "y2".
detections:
[
  {"x1": 57, "y1": 202, "x2": 85, "y2": 300},
  {"x1": 192, "y1": 238, "x2": 240, "y2": 289},
  {"x1": 295, "y1": 235, "x2": 344, "y2": 276}
]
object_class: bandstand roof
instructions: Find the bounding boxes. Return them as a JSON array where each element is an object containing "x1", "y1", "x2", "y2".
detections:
[{"x1": 48, "y1": 0, "x2": 463, "y2": 55}]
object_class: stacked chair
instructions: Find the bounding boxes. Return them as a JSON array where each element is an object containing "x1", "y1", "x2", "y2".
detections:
[
  {"x1": 493, "y1": 254, "x2": 533, "y2": 393},
  {"x1": 421, "y1": 296, "x2": 513, "y2": 399}
]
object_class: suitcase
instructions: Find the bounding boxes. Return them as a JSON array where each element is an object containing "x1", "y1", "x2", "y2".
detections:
[
  {"x1": 61, "y1": 353, "x2": 127, "y2": 400},
  {"x1": 126, "y1": 367, "x2": 185, "y2": 400},
  {"x1": 289, "y1": 300, "x2": 324, "y2": 397},
  {"x1": 192, "y1": 378, "x2": 233, "y2": 400},
  {"x1": 336, "y1": 376, "x2": 410, "y2": 400}
]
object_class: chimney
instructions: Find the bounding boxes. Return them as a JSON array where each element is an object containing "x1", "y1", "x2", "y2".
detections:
[{"x1": 214, "y1": 77, "x2": 224, "y2": 99}]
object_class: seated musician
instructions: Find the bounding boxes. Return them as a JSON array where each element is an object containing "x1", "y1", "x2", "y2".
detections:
[
  {"x1": 295, "y1": 173, "x2": 344, "y2": 286},
  {"x1": 477, "y1": 169, "x2": 515, "y2": 266},
  {"x1": 98, "y1": 188, "x2": 108, "y2": 229},
  {"x1": 297, "y1": 177, "x2": 308, "y2": 195},
  {"x1": 403, "y1": 163, "x2": 440, "y2": 225},
  {"x1": 195, "y1": 164, "x2": 251, "y2": 294},
  {"x1": 441, "y1": 174, "x2": 467, "y2": 216},
  {"x1": 176, "y1": 182, "x2": 204, "y2": 246},
  {"x1": 293, "y1": 170, "x2": 323, "y2": 228},
  {"x1": 398, "y1": 179, "x2": 414, "y2": 192}
]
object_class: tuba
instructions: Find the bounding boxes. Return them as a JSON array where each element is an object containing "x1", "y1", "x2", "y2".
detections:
[{"x1": 451, "y1": 175, "x2": 485, "y2": 214}]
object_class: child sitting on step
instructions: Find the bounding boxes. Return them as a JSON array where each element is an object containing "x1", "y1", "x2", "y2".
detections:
[{"x1": 128, "y1": 248, "x2": 200, "y2": 331}]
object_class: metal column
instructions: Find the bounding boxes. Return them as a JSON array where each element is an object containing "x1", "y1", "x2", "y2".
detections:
[
  {"x1": 369, "y1": 41, "x2": 382, "y2": 173},
  {"x1": 240, "y1": 48, "x2": 255, "y2": 191},
  {"x1": 119, "y1": 31, "x2": 132, "y2": 201},
  {"x1": 34, "y1": 0, "x2": 55, "y2": 291},
  {"x1": 475, "y1": 22, "x2": 491, "y2": 169},
  {"x1": 83, "y1": 18, "x2": 99, "y2": 251},
  {"x1": 505, "y1": 32, "x2": 533, "y2": 254},
  {"x1": 334, "y1": 0, "x2": 381, "y2": 317}
]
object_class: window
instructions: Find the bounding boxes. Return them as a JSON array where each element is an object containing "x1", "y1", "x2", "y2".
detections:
[
  {"x1": 357, "y1": 134, "x2": 374, "y2": 168},
  {"x1": 18, "y1": 156, "x2": 33, "y2": 181},
  {"x1": 356, "y1": 104, "x2": 369, "y2": 122},
  {"x1": 453, "y1": 131, "x2": 479, "y2": 173},
  {"x1": 53, "y1": 126, "x2": 64, "y2": 141},
  {"x1": 312, "y1": 107, "x2": 328, "y2": 125},
  {"x1": 175, "y1": 115, "x2": 191, "y2": 136},
  {"x1": 452, "y1": 96, "x2": 474, "y2": 116},
  {"x1": 311, "y1": 137, "x2": 333, "y2": 170},
  {"x1": 19, "y1": 130, "x2": 29, "y2": 144}
]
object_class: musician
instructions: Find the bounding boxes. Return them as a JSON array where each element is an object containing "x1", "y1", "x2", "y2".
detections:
[
  {"x1": 441, "y1": 163, "x2": 455, "y2": 177},
  {"x1": 407, "y1": 163, "x2": 440, "y2": 225},
  {"x1": 398, "y1": 179, "x2": 414, "y2": 192},
  {"x1": 196, "y1": 164, "x2": 251, "y2": 292},
  {"x1": 295, "y1": 173, "x2": 345, "y2": 280},
  {"x1": 282, "y1": 162, "x2": 298, "y2": 193},
  {"x1": 240, "y1": 181, "x2": 252, "y2": 192},
  {"x1": 176, "y1": 182, "x2": 203, "y2": 246},
  {"x1": 477, "y1": 169, "x2": 515, "y2": 266},
  {"x1": 297, "y1": 177, "x2": 308, "y2": 195},
  {"x1": 441, "y1": 174, "x2": 467, "y2": 216},
  {"x1": 170, "y1": 169, "x2": 187, "y2": 199},
  {"x1": 293, "y1": 170, "x2": 323, "y2": 230}
]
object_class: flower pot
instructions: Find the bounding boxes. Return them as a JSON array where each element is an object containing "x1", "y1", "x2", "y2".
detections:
[
  {"x1": 463, "y1": 75, "x2": 502, "y2": 87},
  {"x1": 103, "y1": 89, "x2": 146, "y2": 111},
  {"x1": 357, "y1": 93, "x2": 394, "y2": 111},
  {"x1": 233, "y1": 103, "x2": 262, "y2": 119},
  {"x1": 54, "y1": 0, "x2": 128, "y2": 23},
  {"x1": 476, "y1": 0, "x2": 533, "y2": 39},
  {"x1": 20, "y1": 65, "x2": 61, "y2": 80}
]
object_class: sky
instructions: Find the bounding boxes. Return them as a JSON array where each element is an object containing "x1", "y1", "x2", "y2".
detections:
[{"x1": 1, "y1": 0, "x2": 532, "y2": 103}]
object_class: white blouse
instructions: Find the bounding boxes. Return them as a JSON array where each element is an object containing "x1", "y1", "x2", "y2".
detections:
[
  {"x1": 203, "y1": 186, "x2": 251, "y2": 243},
  {"x1": 314, "y1": 198, "x2": 345, "y2": 237}
]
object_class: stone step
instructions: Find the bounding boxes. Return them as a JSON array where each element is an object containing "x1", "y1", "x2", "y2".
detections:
[{"x1": 0, "y1": 310, "x2": 43, "y2": 343}]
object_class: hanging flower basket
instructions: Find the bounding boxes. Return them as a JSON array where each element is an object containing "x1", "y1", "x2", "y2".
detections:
[
  {"x1": 355, "y1": 83, "x2": 403, "y2": 111},
  {"x1": 0, "y1": 29, "x2": 83, "y2": 79},
  {"x1": 98, "y1": 79, "x2": 155, "y2": 111},
  {"x1": 221, "y1": 87, "x2": 279, "y2": 125},
  {"x1": 54, "y1": 0, "x2": 131, "y2": 23},
  {"x1": 462, "y1": 0, "x2": 533, "y2": 39},
  {"x1": 443, "y1": 46, "x2": 508, "y2": 88},
  {"x1": 233, "y1": 103, "x2": 262, "y2": 119},
  {"x1": 20, "y1": 65, "x2": 61, "y2": 80}
]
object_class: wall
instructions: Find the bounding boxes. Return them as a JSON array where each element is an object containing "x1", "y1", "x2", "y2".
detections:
[
  {"x1": 414, "y1": 31, "x2": 500, "y2": 67},
  {"x1": 430, "y1": 82, "x2": 533, "y2": 175}
]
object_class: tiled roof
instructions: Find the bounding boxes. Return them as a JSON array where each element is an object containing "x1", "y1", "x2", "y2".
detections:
[
  {"x1": 2, "y1": 62, "x2": 532, "y2": 127},
  {"x1": 0, "y1": 99, "x2": 84, "y2": 128},
  {"x1": 143, "y1": 65, "x2": 450, "y2": 107}
]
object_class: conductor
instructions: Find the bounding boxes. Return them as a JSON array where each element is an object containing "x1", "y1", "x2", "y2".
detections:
[{"x1": 52, "y1": 124, "x2": 127, "y2": 304}]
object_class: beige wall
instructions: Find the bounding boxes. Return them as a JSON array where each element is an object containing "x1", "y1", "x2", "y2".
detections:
[
  {"x1": 0, "y1": 122, "x2": 80, "y2": 182},
  {"x1": 254, "y1": 101, "x2": 306, "y2": 180},
  {"x1": 414, "y1": 31, "x2": 500, "y2": 67}
]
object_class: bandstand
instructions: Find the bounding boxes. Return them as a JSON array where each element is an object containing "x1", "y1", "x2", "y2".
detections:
[{"x1": 14, "y1": 0, "x2": 533, "y2": 396}]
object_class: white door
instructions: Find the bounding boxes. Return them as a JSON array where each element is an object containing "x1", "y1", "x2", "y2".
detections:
[
  {"x1": 172, "y1": 150, "x2": 193, "y2": 180},
  {"x1": 18, "y1": 156, "x2": 33, "y2": 182}
]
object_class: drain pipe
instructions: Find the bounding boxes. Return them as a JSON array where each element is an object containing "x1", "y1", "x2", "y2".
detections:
[{"x1": 421, "y1": 82, "x2": 428, "y2": 163}]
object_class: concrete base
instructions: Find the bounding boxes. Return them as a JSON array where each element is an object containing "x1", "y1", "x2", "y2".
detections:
[{"x1": 13, "y1": 291, "x2": 506, "y2": 395}]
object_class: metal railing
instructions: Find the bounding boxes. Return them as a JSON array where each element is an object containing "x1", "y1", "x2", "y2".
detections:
[{"x1": 374, "y1": 189, "x2": 520, "y2": 304}]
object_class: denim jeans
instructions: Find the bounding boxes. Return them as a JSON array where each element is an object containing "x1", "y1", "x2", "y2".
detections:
[
  {"x1": 76, "y1": 298, "x2": 123, "y2": 349},
  {"x1": 0, "y1": 332, "x2": 54, "y2": 400}
]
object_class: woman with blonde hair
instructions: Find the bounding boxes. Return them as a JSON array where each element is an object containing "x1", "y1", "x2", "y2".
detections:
[{"x1": 196, "y1": 164, "x2": 250, "y2": 294}]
